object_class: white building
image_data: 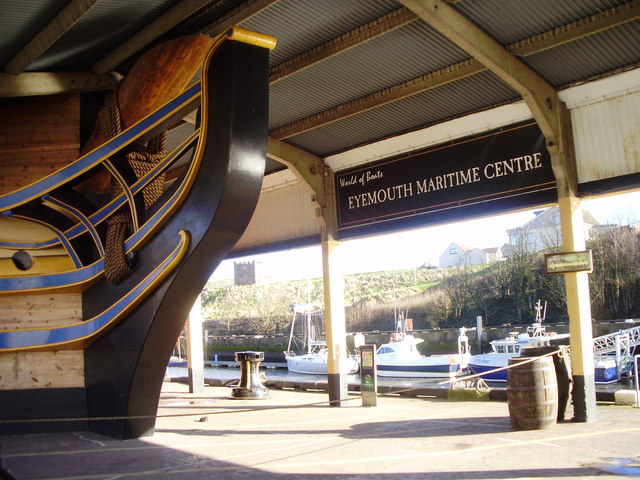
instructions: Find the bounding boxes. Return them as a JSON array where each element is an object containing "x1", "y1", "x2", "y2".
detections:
[
  {"x1": 505, "y1": 207, "x2": 598, "y2": 255},
  {"x1": 438, "y1": 242, "x2": 504, "y2": 268}
]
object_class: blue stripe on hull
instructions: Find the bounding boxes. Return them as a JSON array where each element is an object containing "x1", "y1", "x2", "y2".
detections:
[
  {"x1": 377, "y1": 363, "x2": 459, "y2": 378},
  {"x1": 378, "y1": 364, "x2": 457, "y2": 373},
  {"x1": 468, "y1": 363, "x2": 507, "y2": 382},
  {"x1": 0, "y1": 84, "x2": 201, "y2": 212},
  {"x1": 0, "y1": 231, "x2": 189, "y2": 351}
]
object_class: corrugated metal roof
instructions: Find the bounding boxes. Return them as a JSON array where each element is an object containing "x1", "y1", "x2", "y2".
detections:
[
  {"x1": 1, "y1": 0, "x2": 639, "y2": 174},
  {"x1": 0, "y1": 0, "x2": 68, "y2": 68},
  {"x1": 269, "y1": 21, "x2": 471, "y2": 129},
  {"x1": 524, "y1": 23, "x2": 640, "y2": 87},
  {"x1": 240, "y1": 0, "x2": 401, "y2": 65},
  {"x1": 28, "y1": 0, "x2": 179, "y2": 71},
  {"x1": 286, "y1": 71, "x2": 519, "y2": 157},
  {"x1": 454, "y1": 0, "x2": 630, "y2": 44}
]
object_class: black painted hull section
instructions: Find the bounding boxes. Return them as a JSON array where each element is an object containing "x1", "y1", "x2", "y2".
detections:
[{"x1": 81, "y1": 40, "x2": 268, "y2": 439}]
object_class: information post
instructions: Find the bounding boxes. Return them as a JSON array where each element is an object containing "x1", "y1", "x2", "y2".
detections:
[{"x1": 359, "y1": 344, "x2": 377, "y2": 407}]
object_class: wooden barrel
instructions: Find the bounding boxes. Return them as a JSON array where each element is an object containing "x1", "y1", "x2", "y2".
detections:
[
  {"x1": 507, "y1": 356, "x2": 558, "y2": 430},
  {"x1": 522, "y1": 346, "x2": 572, "y2": 422}
]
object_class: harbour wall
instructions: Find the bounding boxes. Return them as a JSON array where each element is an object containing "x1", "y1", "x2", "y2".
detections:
[{"x1": 203, "y1": 319, "x2": 636, "y2": 363}]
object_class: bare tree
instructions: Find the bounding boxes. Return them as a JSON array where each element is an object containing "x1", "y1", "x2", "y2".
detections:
[{"x1": 589, "y1": 225, "x2": 640, "y2": 318}]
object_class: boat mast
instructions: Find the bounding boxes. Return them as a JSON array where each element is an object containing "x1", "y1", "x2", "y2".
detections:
[
  {"x1": 306, "y1": 280, "x2": 312, "y2": 354},
  {"x1": 286, "y1": 307, "x2": 295, "y2": 354}
]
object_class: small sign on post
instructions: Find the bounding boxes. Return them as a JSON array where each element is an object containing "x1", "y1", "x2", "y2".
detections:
[
  {"x1": 544, "y1": 250, "x2": 593, "y2": 274},
  {"x1": 359, "y1": 345, "x2": 377, "y2": 407}
]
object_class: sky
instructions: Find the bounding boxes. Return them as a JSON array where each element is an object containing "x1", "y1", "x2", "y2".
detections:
[{"x1": 209, "y1": 190, "x2": 640, "y2": 282}]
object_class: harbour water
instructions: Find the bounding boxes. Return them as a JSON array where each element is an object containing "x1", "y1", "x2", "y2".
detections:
[
  {"x1": 165, "y1": 361, "x2": 636, "y2": 400},
  {"x1": 166, "y1": 362, "x2": 449, "y2": 390}
]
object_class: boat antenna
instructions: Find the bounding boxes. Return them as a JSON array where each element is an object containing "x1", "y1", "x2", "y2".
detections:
[{"x1": 534, "y1": 299, "x2": 547, "y2": 323}]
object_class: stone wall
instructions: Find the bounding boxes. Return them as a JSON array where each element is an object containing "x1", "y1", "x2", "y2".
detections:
[{"x1": 204, "y1": 319, "x2": 634, "y2": 363}]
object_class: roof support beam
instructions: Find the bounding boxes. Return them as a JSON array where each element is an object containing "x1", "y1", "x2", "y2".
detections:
[
  {"x1": 270, "y1": 7, "x2": 418, "y2": 83},
  {"x1": 4, "y1": 0, "x2": 98, "y2": 75},
  {"x1": 266, "y1": 141, "x2": 348, "y2": 405},
  {"x1": 91, "y1": 0, "x2": 213, "y2": 74},
  {"x1": 399, "y1": 0, "x2": 586, "y2": 197},
  {"x1": 396, "y1": 0, "x2": 561, "y2": 148},
  {"x1": 401, "y1": 1, "x2": 596, "y2": 421},
  {"x1": 0, "y1": 72, "x2": 117, "y2": 98},
  {"x1": 266, "y1": 136, "x2": 327, "y2": 209}
]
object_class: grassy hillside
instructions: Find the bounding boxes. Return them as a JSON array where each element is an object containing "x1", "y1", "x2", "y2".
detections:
[{"x1": 202, "y1": 267, "x2": 446, "y2": 335}]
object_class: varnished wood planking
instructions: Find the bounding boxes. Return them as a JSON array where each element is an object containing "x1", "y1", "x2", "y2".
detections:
[
  {"x1": 0, "y1": 96, "x2": 79, "y2": 149},
  {"x1": 0, "y1": 94, "x2": 80, "y2": 194},
  {"x1": 0, "y1": 217, "x2": 58, "y2": 244},
  {"x1": 0, "y1": 293, "x2": 81, "y2": 330},
  {"x1": 0, "y1": 162, "x2": 78, "y2": 194},
  {"x1": 0, "y1": 145, "x2": 80, "y2": 166},
  {"x1": 0, "y1": 292, "x2": 84, "y2": 391},
  {"x1": 0, "y1": 350, "x2": 84, "y2": 389}
]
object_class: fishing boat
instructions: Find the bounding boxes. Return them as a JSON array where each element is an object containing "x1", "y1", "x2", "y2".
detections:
[
  {"x1": 468, "y1": 301, "x2": 569, "y2": 382},
  {"x1": 375, "y1": 313, "x2": 471, "y2": 379},
  {"x1": 284, "y1": 303, "x2": 359, "y2": 375},
  {"x1": 593, "y1": 356, "x2": 619, "y2": 384},
  {"x1": 592, "y1": 324, "x2": 640, "y2": 383},
  {"x1": 468, "y1": 301, "x2": 637, "y2": 383},
  {"x1": 467, "y1": 324, "x2": 569, "y2": 382}
]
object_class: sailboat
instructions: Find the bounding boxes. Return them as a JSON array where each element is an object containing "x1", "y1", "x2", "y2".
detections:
[{"x1": 284, "y1": 303, "x2": 359, "y2": 375}]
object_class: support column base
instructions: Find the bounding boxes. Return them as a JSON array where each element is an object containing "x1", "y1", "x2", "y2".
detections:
[
  {"x1": 188, "y1": 367, "x2": 204, "y2": 394},
  {"x1": 572, "y1": 373, "x2": 597, "y2": 422},
  {"x1": 327, "y1": 373, "x2": 348, "y2": 406}
]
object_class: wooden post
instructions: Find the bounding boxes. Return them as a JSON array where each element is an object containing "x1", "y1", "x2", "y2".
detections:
[
  {"x1": 186, "y1": 294, "x2": 204, "y2": 394},
  {"x1": 557, "y1": 195, "x2": 597, "y2": 421},
  {"x1": 320, "y1": 172, "x2": 349, "y2": 406},
  {"x1": 552, "y1": 105, "x2": 596, "y2": 422},
  {"x1": 267, "y1": 138, "x2": 350, "y2": 406}
]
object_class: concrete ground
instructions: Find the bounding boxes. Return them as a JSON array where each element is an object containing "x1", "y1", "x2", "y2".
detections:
[{"x1": 1, "y1": 381, "x2": 639, "y2": 479}]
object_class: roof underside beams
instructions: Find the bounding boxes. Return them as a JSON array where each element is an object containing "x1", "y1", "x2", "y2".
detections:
[
  {"x1": 269, "y1": 1, "x2": 639, "y2": 145},
  {"x1": 399, "y1": 0, "x2": 561, "y2": 150},
  {"x1": 3, "y1": 0, "x2": 98, "y2": 75}
]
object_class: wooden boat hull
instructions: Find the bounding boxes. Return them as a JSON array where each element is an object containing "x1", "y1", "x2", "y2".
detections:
[{"x1": 0, "y1": 31, "x2": 273, "y2": 439}]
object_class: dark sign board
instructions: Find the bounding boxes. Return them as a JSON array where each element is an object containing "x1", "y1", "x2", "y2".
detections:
[{"x1": 336, "y1": 122, "x2": 557, "y2": 238}]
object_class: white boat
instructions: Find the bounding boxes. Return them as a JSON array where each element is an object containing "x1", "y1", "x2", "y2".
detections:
[
  {"x1": 467, "y1": 325, "x2": 569, "y2": 381},
  {"x1": 468, "y1": 301, "x2": 569, "y2": 382},
  {"x1": 284, "y1": 303, "x2": 359, "y2": 375},
  {"x1": 375, "y1": 313, "x2": 471, "y2": 378}
]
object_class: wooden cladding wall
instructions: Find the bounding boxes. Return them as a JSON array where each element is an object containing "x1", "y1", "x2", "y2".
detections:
[
  {"x1": 0, "y1": 351, "x2": 84, "y2": 390},
  {"x1": 0, "y1": 293, "x2": 84, "y2": 389},
  {"x1": 0, "y1": 293, "x2": 82, "y2": 330},
  {"x1": 0, "y1": 94, "x2": 80, "y2": 195}
]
